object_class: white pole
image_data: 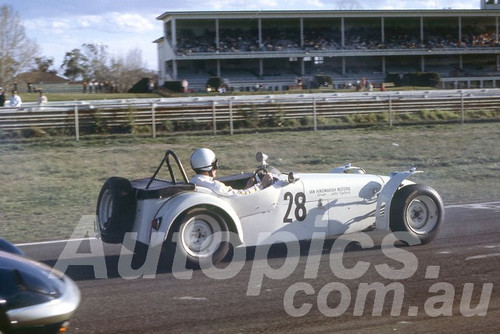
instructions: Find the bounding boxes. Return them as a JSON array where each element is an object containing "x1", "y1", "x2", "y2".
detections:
[
  {"x1": 152, "y1": 103, "x2": 157, "y2": 138},
  {"x1": 74, "y1": 105, "x2": 79, "y2": 141}
]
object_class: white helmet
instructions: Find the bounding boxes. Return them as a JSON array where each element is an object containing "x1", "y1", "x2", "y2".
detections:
[{"x1": 190, "y1": 148, "x2": 218, "y2": 172}]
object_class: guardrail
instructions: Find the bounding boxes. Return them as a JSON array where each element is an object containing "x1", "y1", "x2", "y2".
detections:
[{"x1": 0, "y1": 89, "x2": 499, "y2": 141}]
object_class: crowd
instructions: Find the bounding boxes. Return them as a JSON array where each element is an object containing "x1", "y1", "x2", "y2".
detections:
[
  {"x1": 0, "y1": 88, "x2": 23, "y2": 107},
  {"x1": 81, "y1": 80, "x2": 117, "y2": 94},
  {"x1": 176, "y1": 26, "x2": 500, "y2": 54},
  {"x1": 0, "y1": 84, "x2": 49, "y2": 108}
]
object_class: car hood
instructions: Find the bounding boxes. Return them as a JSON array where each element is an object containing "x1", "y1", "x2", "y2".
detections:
[{"x1": 0, "y1": 250, "x2": 81, "y2": 328}]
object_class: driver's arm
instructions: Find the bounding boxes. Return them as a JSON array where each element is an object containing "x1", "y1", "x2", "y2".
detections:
[
  {"x1": 260, "y1": 173, "x2": 274, "y2": 189},
  {"x1": 214, "y1": 173, "x2": 272, "y2": 197},
  {"x1": 244, "y1": 172, "x2": 273, "y2": 189},
  {"x1": 214, "y1": 180, "x2": 261, "y2": 196}
]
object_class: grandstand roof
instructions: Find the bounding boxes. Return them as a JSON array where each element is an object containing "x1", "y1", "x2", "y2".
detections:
[{"x1": 158, "y1": 9, "x2": 500, "y2": 21}]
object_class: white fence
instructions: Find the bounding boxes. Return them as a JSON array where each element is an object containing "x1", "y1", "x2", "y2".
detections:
[{"x1": 1, "y1": 89, "x2": 499, "y2": 140}]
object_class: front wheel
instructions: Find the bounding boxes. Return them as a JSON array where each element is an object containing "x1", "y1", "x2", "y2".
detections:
[
  {"x1": 390, "y1": 184, "x2": 444, "y2": 245},
  {"x1": 170, "y1": 207, "x2": 230, "y2": 268}
]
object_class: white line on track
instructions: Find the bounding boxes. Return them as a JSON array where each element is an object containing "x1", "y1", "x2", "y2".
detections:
[
  {"x1": 16, "y1": 237, "x2": 97, "y2": 247},
  {"x1": 445, "y1": 201, "x2": 500, "y2": 211},
  {"x1": 466, "y1": 253, "x2": 500, "y2": 261}
]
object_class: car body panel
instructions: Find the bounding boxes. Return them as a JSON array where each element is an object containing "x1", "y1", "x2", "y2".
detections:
[
  {"x1": 0, "y1": 248, "x2": 80, "y2": 332},
  {"x1": 145, "y1": 170, "x2": 413, "y2": 248},
  {"x1": 375, "y1": 169, "x2": 419, "y2": 231},
  {"x1": 133, "y1": 169, "x2": 419, "y2": 248},
  {"x1": 7, "y1": 275, "x2": 80, "y2": 329},
  {"x1": 148, "y1": 191, "x2": 245, "y2": 248}
]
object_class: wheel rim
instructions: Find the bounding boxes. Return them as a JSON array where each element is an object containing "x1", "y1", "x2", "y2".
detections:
[
  {"x1": 405, "y1": 195, "x2": 439, "y2": 234},
  {"x1": 98, "y1": 188, "x2": 113, "y2": 230},
  {"x1": 180, "y1": 214, "x2": 222, "y2": 258}
]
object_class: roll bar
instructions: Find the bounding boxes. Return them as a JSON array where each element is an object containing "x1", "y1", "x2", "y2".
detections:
[{"x1": 146, "y1": 150, "x2": 190, "y2": 189}]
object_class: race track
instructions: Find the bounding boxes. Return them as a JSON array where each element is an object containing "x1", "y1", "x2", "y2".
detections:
[{"x1": 20, "y1": 203, "x2": 500, "y2": 333}]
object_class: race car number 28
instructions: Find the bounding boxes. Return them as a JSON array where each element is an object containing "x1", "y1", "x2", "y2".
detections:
[{"x1": 283, "y1": 192, "x2": 307, "y2": 223}]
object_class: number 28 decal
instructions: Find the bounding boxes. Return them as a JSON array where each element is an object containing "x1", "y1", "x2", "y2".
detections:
[{"x1": 283, "y1": 192, "x2": 307, "y2": 223}]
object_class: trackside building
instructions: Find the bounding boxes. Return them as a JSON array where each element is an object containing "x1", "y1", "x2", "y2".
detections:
[{"x1": 155, "y1": 1, "x2": 500, "y2": 90}]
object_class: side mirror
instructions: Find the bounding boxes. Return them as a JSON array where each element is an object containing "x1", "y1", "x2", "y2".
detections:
[{"x1": 256, "y1": 152, "x2": 269, "y2": 167}]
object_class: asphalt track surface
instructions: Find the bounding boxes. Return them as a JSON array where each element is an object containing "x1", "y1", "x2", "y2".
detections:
[{"x1": 20, "y1": 202, "x2": 500, "y2": 334}]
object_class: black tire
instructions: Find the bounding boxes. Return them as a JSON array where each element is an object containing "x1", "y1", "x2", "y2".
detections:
[
  {"x1": 167, "y1": 207, "x2": 230, "y2": 269},
  {"x1": 390, "y1": 184, "x2": 444, "y2": 245},
  {"x1": 96, "y1": 177, "x2": 136, "y2": 244},
  {"x1": 0, "y1": 306, "x2": 9, "y2": 334}
]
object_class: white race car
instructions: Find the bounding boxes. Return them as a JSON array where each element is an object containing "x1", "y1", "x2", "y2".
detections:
[{"x1": 96, "y1": 150, "x2": 444, "y2": 267}]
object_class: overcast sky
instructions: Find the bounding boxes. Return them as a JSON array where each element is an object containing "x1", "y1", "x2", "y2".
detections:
[{"x1": 4, "y1": 0, "x2": 482, "y2": 73}]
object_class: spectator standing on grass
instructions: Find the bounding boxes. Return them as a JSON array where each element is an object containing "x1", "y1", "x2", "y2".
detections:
[
  {"x1": 9, "y1": 90, "x2": 22, "y2": 108},
  {"x1": 38, "y1": 91, "x2": 48, "y2": 105},
  {"x1": 0, "y1": 88, "x2": 5, "y2": 107}
]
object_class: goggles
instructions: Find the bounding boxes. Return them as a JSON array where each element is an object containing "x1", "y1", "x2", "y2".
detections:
[{"x1": 211, "y1": 159, "x2": 219, "y2": 170}]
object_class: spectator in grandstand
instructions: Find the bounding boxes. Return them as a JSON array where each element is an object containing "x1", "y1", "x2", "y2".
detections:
[
  {"x1": 9, "y1": 90, "x2": 22, "y2": 108},
  {"x1": 0, "y1": 87, "x2": 5, "y2": 107},
  {"x1": 174, "y1": 24, "x2": 499, "y2": 56}
]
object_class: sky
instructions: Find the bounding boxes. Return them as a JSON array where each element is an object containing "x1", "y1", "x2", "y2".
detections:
[{"x1": 3, "y1": 0, "x2": 482, "y2": 74}]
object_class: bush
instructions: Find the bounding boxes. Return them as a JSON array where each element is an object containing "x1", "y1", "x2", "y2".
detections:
[
  {"x1": 163, "y1": 81, "x2": 184, "y2": 93},
  {"x1": 129, "y1": 78, "x2": 153, "y2": 93},
  {"x1": 301, "y1": 116, "x2": 313, "y2": 126},
  {"x1": 284, "y1": 118, "x2": 301, "y2": 128},
  {"x1": 239, "y1": 104, "x2": 260, "y2": 128}
]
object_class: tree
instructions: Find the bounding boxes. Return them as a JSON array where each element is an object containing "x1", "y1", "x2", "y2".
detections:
[
  {"x1": 61, "y1": 48, "x2": 89, "y2": 80},
  {"x1": 0, "y1": 5, "x2": 39, "y2": 86},
  {"x1": 61, "y1": 44, "x2": 152, "y2": 91},
  {"x1": 61, "y1": 43, "x2": 110, "y2": 81},
  {"x1": 109, "y1": 48, "x2": 153, "y2": 93},
  {"x1": 82, "y1": 43, "x2": 109, "y2": 81},
  {"x1": 33, "y1": 56, "x2": 55, "y2": 73}
]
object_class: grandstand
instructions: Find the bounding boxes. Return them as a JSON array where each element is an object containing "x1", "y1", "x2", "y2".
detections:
[{"x1": 155, "y1": 1, "x2": 500, "y2": 91}]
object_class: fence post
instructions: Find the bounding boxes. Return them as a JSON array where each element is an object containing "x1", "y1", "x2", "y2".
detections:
[
  {"x1": 313, "y1": 98, "x2": 317, "y2": 131},
  {"x1": 460, "y1": 91, "x2": 465, "y2": 124},
  {"x1": 229, "y1": 100, "x2": 233, "y2": 135},
  {"x1": 74, "y1": 105, "x2": 80, "y2": 141},
  {"x1": 212, "y1": 101, "x2": 217, "y2": 135},
  {"x1": 151, "y1": 103, "x2": 157, "y2": 138},
  {"x1": 388, "y1": 94, "x2": 393, "y2": 127}
]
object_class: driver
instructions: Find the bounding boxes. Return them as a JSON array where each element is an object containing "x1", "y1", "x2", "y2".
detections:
[{"x1": 189, "y1": 148, "x2": 273, "y2": 197}]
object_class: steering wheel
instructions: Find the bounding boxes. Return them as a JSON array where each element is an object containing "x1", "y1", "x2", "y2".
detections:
[{"x1": 253, "y1": 167, "x2": 268, "y2": 184}]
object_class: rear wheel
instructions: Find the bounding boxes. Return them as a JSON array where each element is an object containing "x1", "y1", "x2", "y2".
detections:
[
  {"x1": 96, "y1": 177, "x2": 136, "y2": 243},
  {"x1": 390, "y1": 184, "x2": 444, "y2": 245},
  {"x1": 169, "y1": 207, "x2": 230, "y2": 269}
]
